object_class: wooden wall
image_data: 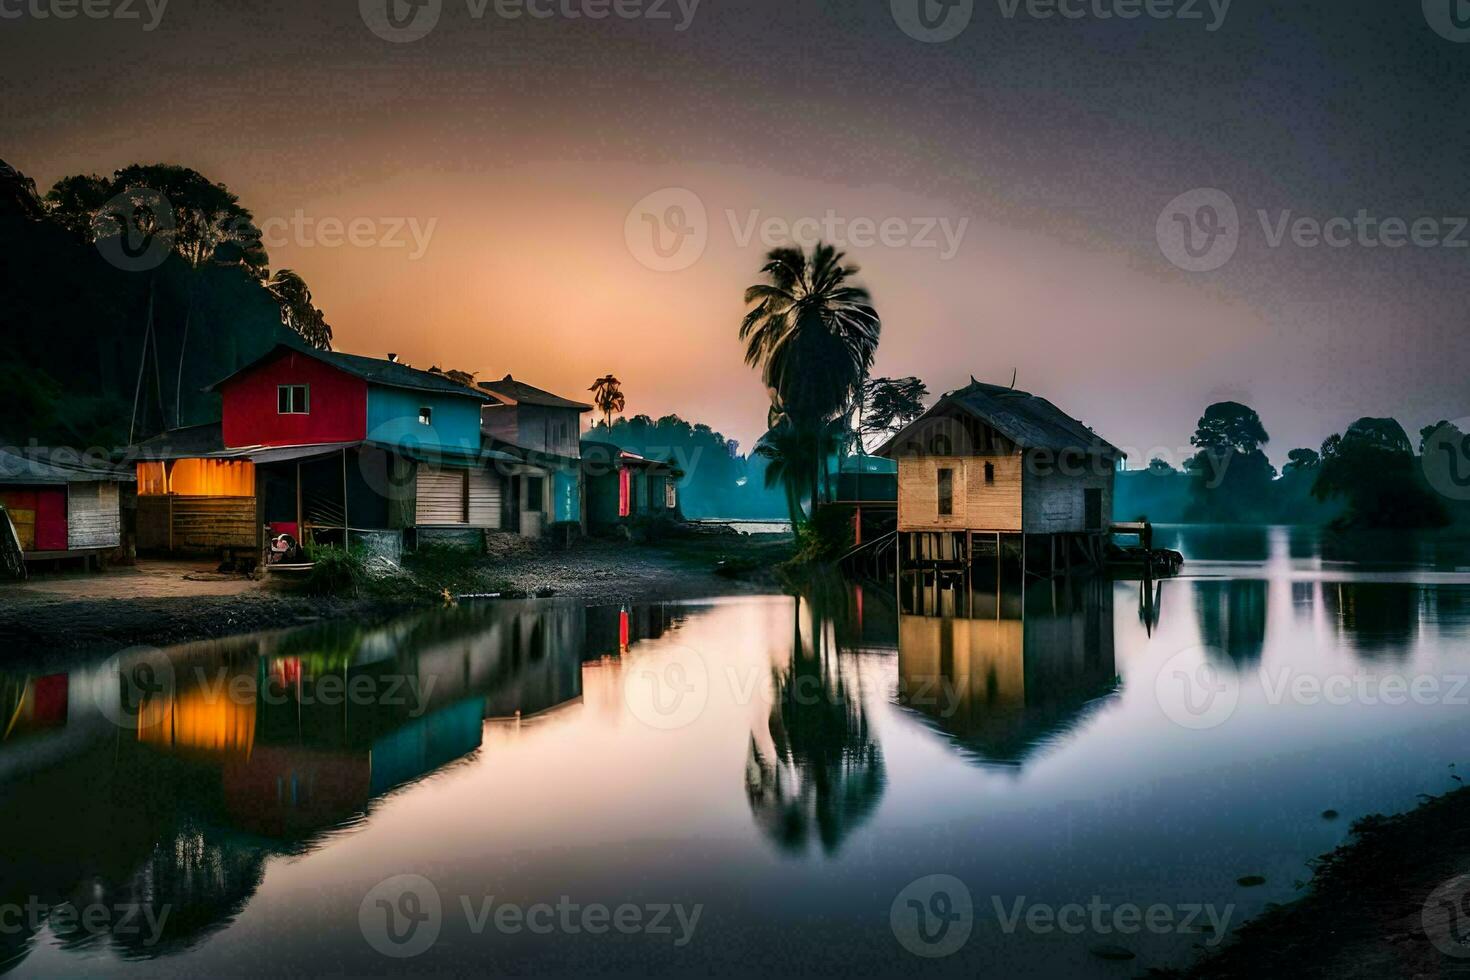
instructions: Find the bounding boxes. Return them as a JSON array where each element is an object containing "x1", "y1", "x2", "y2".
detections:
[
  {"x1": 137, "y1": 495, "x2": 256, "y2": 553},
  {"x1": 897, "y1": 455, "x2": 1022, "y2": 532},
  {"x1": 66, "y1": 482, "x2": 121, "y2": 550},
  {"x1": 1020, "y1": 453, "x2": 1115, "y2": 534}
]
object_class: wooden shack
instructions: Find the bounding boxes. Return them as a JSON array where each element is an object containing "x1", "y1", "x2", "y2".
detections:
[
  {"x1": 875, "y1": 380, "x2": 1122, "y2": 574},
  {"x1": 0, "y1": 447, "x2": 131, "y2": 568}
]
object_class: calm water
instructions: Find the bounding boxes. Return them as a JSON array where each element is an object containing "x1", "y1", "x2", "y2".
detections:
[{"x1": 3, "y1": 526, "x2": 1470, "y2": 977}]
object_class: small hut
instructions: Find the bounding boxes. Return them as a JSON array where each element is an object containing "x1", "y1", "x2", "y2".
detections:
[
  {"x1": 0, "y1": 447, "x2": 132, "y2": 570},
  {"x1": 875, "y1": 380, "x2": 1122, "y2": 573}
]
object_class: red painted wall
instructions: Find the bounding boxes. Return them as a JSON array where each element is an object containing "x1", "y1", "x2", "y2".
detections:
[
  {"x1": 220, "y1": 350, "x2": 368, "y2": 448},
  {"x1": 0, "y1": 487, "x2": 68, "y2": 551}
]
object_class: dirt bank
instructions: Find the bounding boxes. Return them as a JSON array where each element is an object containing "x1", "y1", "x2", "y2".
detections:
[
  {"x1": 1172, "y1": 784, "x2": 1470, "y2": 979},
  {"x1": 0, "y1": 533, "x2": 792, "y2": 663}
]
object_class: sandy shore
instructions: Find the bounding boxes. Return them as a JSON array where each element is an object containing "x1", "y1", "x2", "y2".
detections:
[{"x1": 0, "y1": 535, "x2": 791, "y2": 664}]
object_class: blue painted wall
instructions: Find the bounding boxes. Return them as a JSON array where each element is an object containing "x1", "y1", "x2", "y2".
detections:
[
  {"x1": 365, "y1": 386, "x2": 484, "y2": 455},
  {"x1": 553, "y1": 468, "x2": 580, "y2": 524}
]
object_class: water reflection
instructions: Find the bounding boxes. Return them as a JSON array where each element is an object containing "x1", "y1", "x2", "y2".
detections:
[
  {"x1": 1193, "y1": 580, "x2": 1268, "y2": 667},
  {"x1": 746, "y1": 579, "x2": 886, "y2": 856},
  {"x1": 0, "y1": 600, "x2": 640, "y2": 973},
  {"x1": 894, "y1": 572, "x2": 1118, "y2": 768},
  {"x1": 1321, "y1": 581, "x2": 1423, "y2": 661}
]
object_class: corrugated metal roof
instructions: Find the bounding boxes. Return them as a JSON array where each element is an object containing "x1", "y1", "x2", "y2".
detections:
[
  {"x1": 206, "y1": 343, "x2": 491, "y2": 401},
  {"x1": 479, "y1": 375, "x2": 593, "y2": 411},
  {"x1": 0, "y1": 448, "x2": 133, "y2": 485}
]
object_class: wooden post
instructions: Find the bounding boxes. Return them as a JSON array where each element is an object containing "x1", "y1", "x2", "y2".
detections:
[
  {"x1": 342, "y1": 448, "x2": 350, "y2": 549},
  {"x1": 295, "y1": 462, "x2": 303, "y2": 543}
]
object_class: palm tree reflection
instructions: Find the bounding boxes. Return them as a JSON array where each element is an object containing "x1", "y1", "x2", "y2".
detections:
[{"x1": 746, "y1": 581, "x2": 886, "y2": 856}]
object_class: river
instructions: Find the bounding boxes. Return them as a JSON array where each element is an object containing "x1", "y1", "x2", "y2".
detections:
[{"x1": 2, "y1": 525, "x2": 1468, "y2": 977}]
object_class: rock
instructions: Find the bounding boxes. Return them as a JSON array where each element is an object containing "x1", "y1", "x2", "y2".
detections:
[
  {"x1": 1321, "y1": 809, "x2": 1340, "y2": 820},
  {"x1": 1237, "y1": 875, "x2": 1267, "y2": 887}
]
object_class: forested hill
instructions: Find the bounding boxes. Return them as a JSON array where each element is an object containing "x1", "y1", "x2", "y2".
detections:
[{"x1": 1, "y1": 161, "x2": 299, "y2": 449}]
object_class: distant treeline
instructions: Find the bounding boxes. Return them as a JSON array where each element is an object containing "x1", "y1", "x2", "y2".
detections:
[
  {"x1": 1118, "y1": 401, "x2": 1467, "y2": 530},
  {"x1": 587, "y1": 416, "x2": 789, "y2": 521}
]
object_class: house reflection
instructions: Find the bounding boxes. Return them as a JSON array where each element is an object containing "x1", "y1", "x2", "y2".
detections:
[
  {"x1": 0, "y1": 600, "x2": 595, "y2": 971},
  {"x1": 894, "y1": 571, "x2": 1118, "y2": 769}
]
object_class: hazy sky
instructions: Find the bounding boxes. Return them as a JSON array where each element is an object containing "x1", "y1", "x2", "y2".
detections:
[{"x1": 4, "y1": 0, "x2": 1467, "y2": 465}]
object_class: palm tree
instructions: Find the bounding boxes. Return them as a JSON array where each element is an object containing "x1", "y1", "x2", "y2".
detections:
[
  {"x1": 741, "y1": 243, "x2": 880, "y2": 514},
  {"x1": 265, "y1": 269, "x2": 334, "y2": 350},
  {"x1": 589, "y1": 375, "x2": 626, "y2": 429}
]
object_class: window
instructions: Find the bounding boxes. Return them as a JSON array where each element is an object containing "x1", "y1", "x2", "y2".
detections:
[
  {"x1": 525, "y1": 476, "x2": 545, "y2": 513},
  {"x1": 937, "y1": 468, "x2": 954, "y2": 516},
  {"x1": 419, "y1": 406, "x2": 433, "y2": 426},
  {"x1": 984, "y1": 462, "x2": 995, "y2": 484},
  {"x1": 277, "y1": 385, "x2": 309, "y2": 415}
]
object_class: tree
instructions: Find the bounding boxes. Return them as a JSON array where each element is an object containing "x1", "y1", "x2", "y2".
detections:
[
  {"x1": 265, "y1": 270, "x2": 334, "y2": 350},
  {"x1": 860, "y1": 376, "x2": 927, "y2": 448},
  {"x1": 589, "y1": 375, "x2": 626, "y2": 428},
  {"x1": 1146, "y1": 457, "x2": 1178, "y2": 475},
  {"x1": 0, "y1": 158, "x2": 46, "y2": 220},
  {"x1": 1184, "y1": 402, "x2": 1276, "y2": 520},
  {"x1": 1283, "y1": 448, "x2": 1320, "y2": 473},
  {"x1": 1421, "y1": 420, "x2": 1466, "y2": 455},
  {"x1": 1314, "y1": 417, "x2": 1448, "y2": 528},
  {"x1": 741, "y1": 243, "x2": 881, "y2": 517}
]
